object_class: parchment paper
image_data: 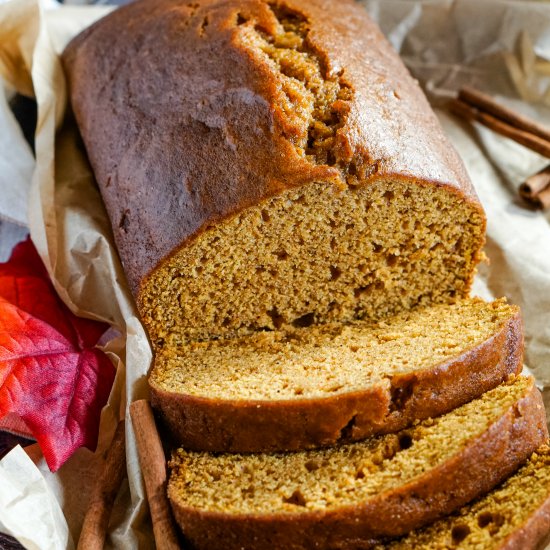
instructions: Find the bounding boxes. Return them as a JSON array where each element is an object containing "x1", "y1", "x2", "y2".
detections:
[
  {"x1": 0, "y1": 82, "x2": 33, "y2": 226},
  {"x1": 0, "y1": 0, "x2": 549, "y2": 548}
]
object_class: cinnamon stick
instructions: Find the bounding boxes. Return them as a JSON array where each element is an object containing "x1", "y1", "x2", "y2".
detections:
[
  {"x1": 519, "y1": 165, "x2": 550, "y2": 209},
  {"x1": 77, "y1": 421, "x2": 126, "y2": 550},
  {"x1": 535, "y1": 186, "x2": 550, "y2": 209},
  {"x1": 449, "y1": 98, "x2": 550, "y2": 158},
  {"x1": 459, "y1": 86, "x2": 550, "y2": 143},
  {"x1": 130, "y1": 400, "x2": 180, "y2": 550}
]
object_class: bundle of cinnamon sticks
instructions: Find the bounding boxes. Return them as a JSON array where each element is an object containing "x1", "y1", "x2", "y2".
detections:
[{"x1": 450, "y1": 86, "x2": 550, "y2": 209}]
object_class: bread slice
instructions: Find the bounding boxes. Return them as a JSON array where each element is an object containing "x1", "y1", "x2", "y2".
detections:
[
  {"x1": 383, "y1": 445, "x2": 550, "y2": 550},
  {"x1": 63, "y1": 0, "x2": 486, "y2": 348},
  {"x1": 168, "y1": 376, "x2": 548, "y2": 549},
  {"x1": 150, "y1": 298, "x2": 522, "y2": 452}
]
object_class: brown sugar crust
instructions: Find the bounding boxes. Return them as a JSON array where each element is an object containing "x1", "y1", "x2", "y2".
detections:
[
  {"x1": 501, "y1": 503, "x2": 550, "y2": 550},
  {"x1": 168, "y1": 377, "x2": 548, "y2": 549},
  {"x1": 150, "y1": 299, "x2": 523, "y2": 452},
  {"x1": 501, "y1": 500, "x2": 550, "y2": 550},
  {"x1": 62, "y1": 0, "x2": 486, "y2": 345}
]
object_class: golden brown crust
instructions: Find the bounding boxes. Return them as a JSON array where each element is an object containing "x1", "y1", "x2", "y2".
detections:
[
  {"x1": 500, "y1": 495, "x2": 550, "y2": 550},
  {"x1": 62, "y1": 0, "x2": 485, "y2": 298},
  {"x1": 169, "y1": 379, "x2": 548, "y2": 550},
  {"x1": 150, "y1": 308, "x2": 523, "y2": 452}
]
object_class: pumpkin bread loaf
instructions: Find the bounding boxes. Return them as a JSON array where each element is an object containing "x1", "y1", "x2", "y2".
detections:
[
  {"x1": 62, "y1": 0, "x2": 486, "y2": 348},
  {"x1": 62, "y1": 3, "x2": 546, "y2": 548},
  {"x1": 168, "y1": 377, "x2": 548, "y2": 550},
  {"x1": 151, "y1": 298, "x2": 523, "y2": 452},
  {"x1": 383, "y1": 445, "x2": 550, "y2": 550}
]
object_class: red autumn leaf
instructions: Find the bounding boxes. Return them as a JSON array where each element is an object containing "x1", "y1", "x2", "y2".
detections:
[{"x1": 0, "y1": 238, "x2": 115, "y2": 471}]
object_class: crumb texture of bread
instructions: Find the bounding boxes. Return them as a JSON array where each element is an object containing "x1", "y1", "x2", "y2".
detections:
[
  {"x1": 150, "y1": 298, "x2": 524, "y2": 452},
  {"x1": 169, "y1": 378, "x2": 537, "y2": 514},
  {"x1": 167, "y1": 377, "x2": 548, "y2": 549},
  {"x1": 151, "y1": 299, "x2": 517, "y2": 400},
  {"x1": 384, "y1": 446, "x2": 550, "y2": 550},
  {"x1": 62, "y1": 0, "x2": 486, "y2": 347},
  {"x1": 143, "y1": 180, "x2": 484, "y2": 347}
]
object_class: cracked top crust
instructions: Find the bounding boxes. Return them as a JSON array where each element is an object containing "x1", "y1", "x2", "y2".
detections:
[{"x1": 62, "y1": 0, "x2": 481, "y2": 296}]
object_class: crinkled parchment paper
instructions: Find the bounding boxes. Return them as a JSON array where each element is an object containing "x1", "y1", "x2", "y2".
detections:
[{"x1": 0, "y1": 0, "x2": 549, "y2": 548}]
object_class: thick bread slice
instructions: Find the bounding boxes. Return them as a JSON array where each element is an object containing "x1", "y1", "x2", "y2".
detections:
[
  {"x1": 383, "y1": 445, "x2": 550, "y2": 550},
  {"x1": 168, "y1": 377, "x2": 547, "y2": 550},
  {"x1": 63, "y1": 0, "x2": 486, "y2": 347},
  {"x1": 151, "y1": 298, "x2": 522, "y2": 452}
]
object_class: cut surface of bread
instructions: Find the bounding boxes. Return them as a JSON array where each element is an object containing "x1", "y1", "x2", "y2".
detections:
[
  {"x1": 142, "y1": 180, "x2": 485, "y2": 347},
  {"x1": 63, "y1": 0, "x2": 486, "y2": 348},
  {"x1": 383, "y1": 445, "x2": 550, "y2": 550},
  {"x1": 168, "y1": 376, "x2": 548, "y2": 549},
  {"x1": 150, "y1": 298, "x2": 522, "y2": 452}
]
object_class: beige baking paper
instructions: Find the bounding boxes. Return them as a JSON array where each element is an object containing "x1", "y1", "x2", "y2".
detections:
[
  {"x1": 0, "y1": 0, "x2": 549, "y2": 548},
  {"x1": 0, "y1": 446, "x2": 72, "y2": 550},
  {"x1": 0, "y1": 82, "x2": 33, "y2": 226},
  {"x1": 0, "y1": 1, "x2": 153, "y2": 548}
]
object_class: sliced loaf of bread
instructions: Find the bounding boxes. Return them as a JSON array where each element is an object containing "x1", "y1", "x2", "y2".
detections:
[
  {"x1": 168, "y1": 376, "x2": 547, "y2": 550},
  {"x1": 63, "y1": 0, "x2": 486, "y2": 348},
  {"x1": 383, "y1": 445, "x2": 550, "y2": 550},
  {"x1": 151, "y1": 298, "x2": 522, "y2": 452}
]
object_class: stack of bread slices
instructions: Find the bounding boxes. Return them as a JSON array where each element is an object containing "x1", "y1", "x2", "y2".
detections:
[{"x1": 63, "y1": 0, "x2": 550, "y2": 547}]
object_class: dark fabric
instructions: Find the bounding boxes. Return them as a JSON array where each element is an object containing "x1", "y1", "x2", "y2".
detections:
[
  {"x1": 0, "y1": 431, "x2": 34, "y2": 460},
  {"x1": 0, "y1": 533, "x2": 24, "y2": 550}
]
